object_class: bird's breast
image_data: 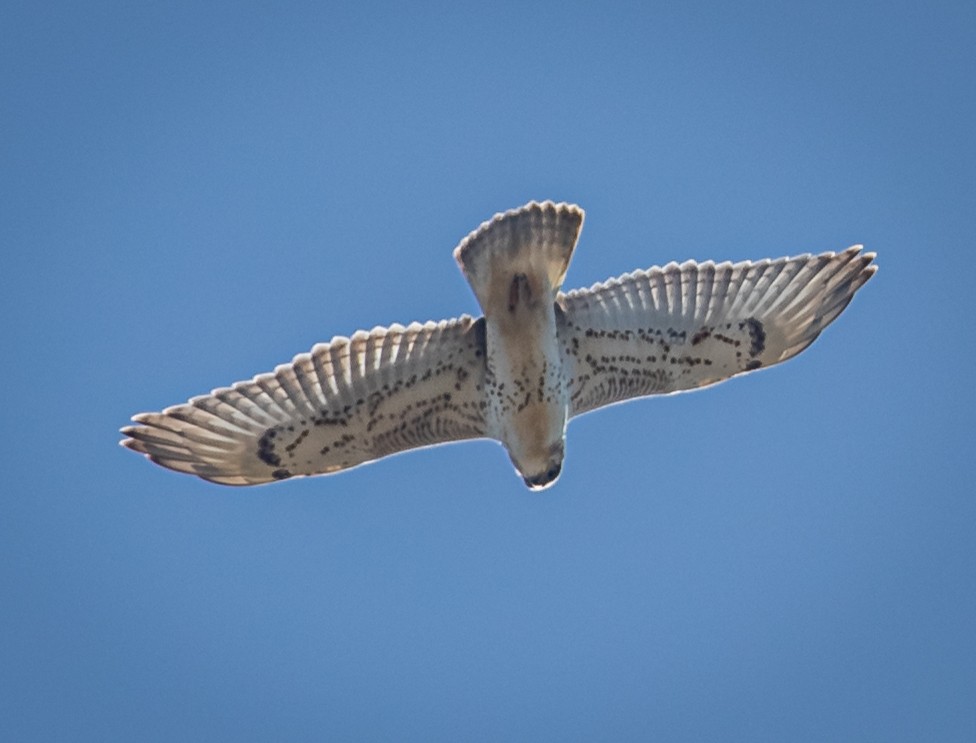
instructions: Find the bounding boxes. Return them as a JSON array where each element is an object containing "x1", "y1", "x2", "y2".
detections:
[{"x1": 483, "y1": 302, "x2": 569, "y2": 467}]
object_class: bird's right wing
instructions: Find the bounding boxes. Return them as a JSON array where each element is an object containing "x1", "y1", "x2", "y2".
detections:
[
  {"x1": 121, "y1": 316, "x2": 488, "y2": 485},
  {"x1": 558, "y1": 247, "x2": 876, "y2": 418}
]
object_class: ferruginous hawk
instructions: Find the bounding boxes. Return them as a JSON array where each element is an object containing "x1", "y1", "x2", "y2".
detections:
[{"x1": 121, "y1": 201, "x2": 876, "y2": 490}]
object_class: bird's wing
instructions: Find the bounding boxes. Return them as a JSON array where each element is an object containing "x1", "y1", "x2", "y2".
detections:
[
  {"x1": 558, "y1": 247, "x2": 876, "y2": 418},
  {"x1": 121, "y1": 316, "x2": 488, "y2": 485}
]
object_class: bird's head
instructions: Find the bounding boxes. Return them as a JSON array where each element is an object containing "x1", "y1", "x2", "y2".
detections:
[{"x1": 511, "y1": 440, "x2": 565, "y2": 492}]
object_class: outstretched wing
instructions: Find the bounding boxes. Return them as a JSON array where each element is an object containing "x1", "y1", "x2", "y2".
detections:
[
  {"x1": 121, "y1": 316, "x2": 488, "y2": 485},
  {"x1": 558, "y1": 247, "x2": 876, "y2": 417}
]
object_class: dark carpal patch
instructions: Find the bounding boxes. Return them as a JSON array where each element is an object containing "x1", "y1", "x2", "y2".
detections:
[
  {"x1": 742, "y1": 318, "x2": 766, "y2": 357},
  {"x1": 257, "y1": 428, "x2": 281, "y2": 467}
]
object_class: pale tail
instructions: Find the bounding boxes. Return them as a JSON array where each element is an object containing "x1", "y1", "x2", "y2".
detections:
[{"x1": 453, "y1": 201, "x2": 584, "y2": 315}]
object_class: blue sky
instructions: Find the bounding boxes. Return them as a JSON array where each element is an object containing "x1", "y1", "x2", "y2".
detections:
[{"x1": 2, "y1": 1, "x2": 974, "y2": 740}]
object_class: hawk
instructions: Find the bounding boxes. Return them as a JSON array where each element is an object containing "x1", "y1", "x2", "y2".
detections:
[{"x1": 121, "y1": 201, "x2": 876, "y2": 490}]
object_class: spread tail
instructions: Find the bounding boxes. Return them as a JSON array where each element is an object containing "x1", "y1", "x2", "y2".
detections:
[{"x1": 453, "y1": 201, "x2": 584, "y2": 315}]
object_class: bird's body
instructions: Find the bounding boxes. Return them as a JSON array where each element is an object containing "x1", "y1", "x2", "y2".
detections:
[
  {"x1": 122, "y1": 201, "x2": 876, "y2": 489},
  {"x1": 454, "y1": 203, "x2": 582, "y2": 488}
]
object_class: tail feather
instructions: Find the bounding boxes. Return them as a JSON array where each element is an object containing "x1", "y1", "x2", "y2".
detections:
[{"x1": 453, "y1": 201, "x2": 583, "y2": 315}]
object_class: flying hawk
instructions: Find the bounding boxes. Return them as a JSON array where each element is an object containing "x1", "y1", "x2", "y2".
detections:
[{"x1": 121, "y1": 201, "x2": 876, "y2": 490}]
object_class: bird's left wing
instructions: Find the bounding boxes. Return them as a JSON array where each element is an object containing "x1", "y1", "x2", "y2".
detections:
[
  {"x1": 121, "y1": 316, "x2": 488, "y2": 485},
  {"x1": 558, "y1": 247, "x2": 876, "y2": 418}
]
